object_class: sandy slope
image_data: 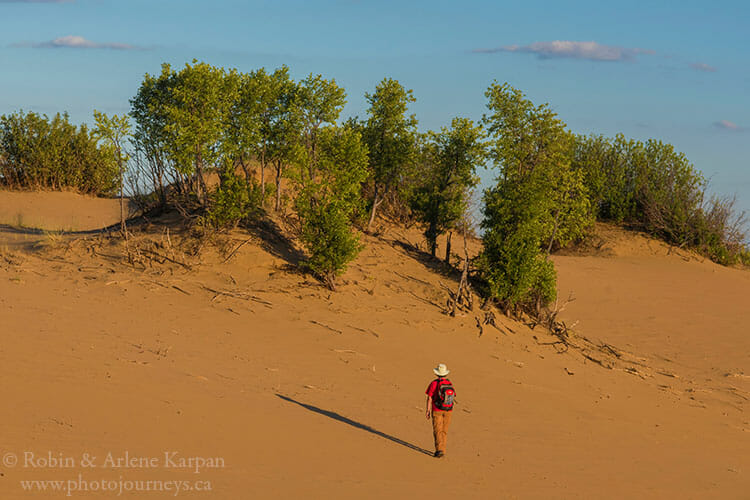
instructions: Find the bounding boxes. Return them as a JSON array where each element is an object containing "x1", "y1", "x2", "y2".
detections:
[
  {"x1": 553, "y1": 225, "x2": 750, "y2": 411},
  {"x1": 0, "y1": 189, "x2": 136, "y2": 232},
  {"x1": 0, "y1": 197, "x2": 748, "y2": 499}
]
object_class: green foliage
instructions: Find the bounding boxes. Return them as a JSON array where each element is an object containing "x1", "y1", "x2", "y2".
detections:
[
  {"x1": 166, "y1": 61, "x2": 239, "y2": 199},
  {"x1": 0, "y1": 110, "x2": 119, "y2": 195},
  {"x1": 479, "y1": 176, "x2": 557, "y2": 310},
  {"x1": 130, "y1": 64, "x2": 176, "y2": 148},
  {"x1": 203, "y1": 168, "x2": 262, "y2": 229},
  {"x1": 129, "y1": 64, "x2": 178, "y2": 206},
  {"x1": 129, "y1": 62, "x2": 357, "y2": 255},
  {"x1": 92, "y1": 111, "x2": 131, "y2": 193},
  {"x1": 296, "y1": 74, "x2": 347, "y2": 135},
  {"x1": 689, "y1": 195, "x2": 748, "y2": 266},
  {"x1": 362, "y1": 78, "x2": 418, "y2": 229},
  {"x1": 483, "y1": 82, "x2": 593, "y2": 250},
  {"x1": 232, "y1": 66, "x2": 302, "y2": 208},
  {"x1": 572, "y1": 133, "x2": 748, "y2": 265},
  {"x1": 93, "y1": 110, "x2": 132, "y2": 231},
  {"x1": 294, "y1": 127, "x2": 368, "y2": 289},
  {"x1": 298, "y1": 202, "x2": 363, "y2": 288},
  {"x1": 93, "y1": 111, "x2": 131, "y2": 165},
  {"x1": 410, "y1": 117, "x2": 486, "y2": 256},
  {"x1": 572, "y1": 134, "x2": 638, "y2": 221},
  {"x1": 638, "y1": 141, "x2": 702, "y2": 246},
  {"x1": 483, "y1": 83, "x2": 571, "y2": 181},
  {"x1": 129, "y1": 61, "x2": 240, "y2": 205},
  {"x1": 295, "y1": 74, "x2": 347, "y2": 174},
  {"x1": 541, "y1": 167, "x2": 592, "y2": 250},
  {"x1": 478, "y1": 82, "x2": 592, "y2": 309}
]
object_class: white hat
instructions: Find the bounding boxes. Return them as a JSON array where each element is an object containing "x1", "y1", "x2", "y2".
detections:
[{"x1": 433, "y1": 363, "x2": 450, "y2": 377}]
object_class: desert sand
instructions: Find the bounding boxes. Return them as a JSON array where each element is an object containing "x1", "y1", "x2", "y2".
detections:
[{"x1": 0, "y1": 191, "x2": 748, "y2": 499}]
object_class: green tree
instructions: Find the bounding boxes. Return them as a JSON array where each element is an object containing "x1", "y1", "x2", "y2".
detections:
[
  {"x1": 130, "y1": 63, "x2": 178, "y2": 206},
  {"x1": 362, "y1": 78, "x2": 418, "y2": 232},
  {"x1": 483, "y1": 82, "x2": 592, "y2": 251},
  {"x1": 225, "y1": 70, "x2": 263, "y2": 185},
  {"x1": 266, "y1": 71, "x2": 303, "y2": 211},
  {"x1": 93, "y1": 111, "x2": 131, "y2": 236},
  {"x1": 410, "y1": 117, "x2": 486, "y2": 259},
  {"x1": 163, "y1": 60, "x2": 239, "y2": 205},
  {"x1": 296, "y1": 73, "x2": 347, "y2": 180},
  {"x1": 237, "y1": 66, "x2": 300, "y2": 206},
  {"x1": 295, "y1": 126, "x2": 369, "y2": 289},
  {"x1": 479, "y1": 82, "x2": 592, "y2": 311}
]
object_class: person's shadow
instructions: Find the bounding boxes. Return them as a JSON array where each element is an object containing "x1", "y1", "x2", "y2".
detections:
[{"x1": 276, "y1": 394, "x2": 433, "y2": 457}]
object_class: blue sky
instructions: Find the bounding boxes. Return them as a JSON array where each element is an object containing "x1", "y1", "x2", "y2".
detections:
[{"x1": 1, "y1": 0, "x2": 748, "y2": 215}]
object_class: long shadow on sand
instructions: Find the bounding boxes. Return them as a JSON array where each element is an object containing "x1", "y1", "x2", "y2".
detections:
[
  {"x1": 276, "y1": 394, "x2": 432, "y2": 457},
  {"x1": 244, "y1": 216, "x2": 306, "y2": 268}
]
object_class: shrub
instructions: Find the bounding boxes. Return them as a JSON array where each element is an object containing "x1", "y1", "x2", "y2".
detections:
[
  {"x1": 639, "y1": 140, "x2": 706, "y2": 246},
  {"x1": 294, "y1": 126, "x2": 368, "y2": 289},
  {"x1": 572, "y1": 133, "x2": 749, "y2": 265},
  {"x1": 298, "y1": 199, "x2": 364, "y2": 287},
  {"x1": 203, "y1": 169, "x2": 262, "y2": 229},
  {"x1": 479, "y1": 179, "x2": 557, "y2": 312},
  {"x1": 540, "y1": 167, "x2": 593, "y2": 251},
  {"x1": 0, "y1": 111, "x2": 119, "y2": 195},
  {"x1": 694, "y1": 195, "x2": 749, "y2": 265}
]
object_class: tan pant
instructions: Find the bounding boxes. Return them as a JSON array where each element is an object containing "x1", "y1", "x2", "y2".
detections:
[{"x1": 431, "y1": 410, "x2": 452, "y2": 453}]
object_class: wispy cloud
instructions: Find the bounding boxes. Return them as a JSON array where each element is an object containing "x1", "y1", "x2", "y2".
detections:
[
  {"x1": 473, "y1": 40, "x2": 654, "y2": 62},
  {"x1": 690, "y1": 62, "x2": 717, "y2": 72},
  {"x1": 714, "y1": 120, "x2": 743, "y2": 131},
  {"x1": 13, "y1": 35, "x2": 139, "y2": 50}
]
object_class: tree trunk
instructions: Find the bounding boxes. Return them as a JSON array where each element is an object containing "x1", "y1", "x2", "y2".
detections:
[
  {"x1": 196, "y1": 165, "x2": 208, "y2": 206},
  {"x1": 260, "y1": 145, "x2": 266, "y2": 205},
  {"x1": 239, "y1": 157, "x2": 252, "y2": 183},
  {"x1": 155, "y1": 160, "x2": 166, "y2": 208},
  {"x1": 325, "y1": 272, "x2": 337, "y2": 292},
  {"x1": 275, "y1": 161, "x2": 283, "y2": 212},
  {"x1": 547, "y1": 209, "x2": 561, "y2": 254},
  {"x1": 367, "y1": 184, "x2": 381, "y2": 233},
  {"x1": 195, "y1": 148, "x2": 209, "y2": 206},
  {"x1": 428, "y1": 218, "x2": 438, "y2": 257},
  {"x1": 445, "y1": 231, "x2": 452, "y2": 264},
  {"x1": 119, "y1": 157, "x2": 127, "y2": 239}
]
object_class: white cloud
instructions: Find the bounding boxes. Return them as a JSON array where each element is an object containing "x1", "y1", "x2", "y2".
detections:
[
  {"x1": 474, "y1": 40, "x2": 654, "y2": 62},
  {"x1": 14, "y1": 35, "x2": 138, "y2": 50},
  {"x1": 690, "y1": 62, "x2": 717, "y2": 72},
  {"x1": 714, "y1": 120, "x2": 743, "y2": 131}
]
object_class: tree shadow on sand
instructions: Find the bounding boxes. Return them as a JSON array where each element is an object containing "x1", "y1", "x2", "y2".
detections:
[
  {"x1": 244, "y1": 216, "x2": 306, "y2": 268},
  {"x1": 276, "y1": 394, "x2": 433, "y2": 457},
  {"x1": 385, "y1": 237, "x2": 461, "y2": 280}
]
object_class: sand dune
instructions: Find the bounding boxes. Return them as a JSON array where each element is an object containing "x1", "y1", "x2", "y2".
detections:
[
  {"x1": 0, "y1": 189, "x2": 136, "y2": 231},
  {"x1": 0, "y1": 193, "x2": 747, "y2": 499}
]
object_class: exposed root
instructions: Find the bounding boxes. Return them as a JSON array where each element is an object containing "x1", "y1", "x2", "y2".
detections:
[
  {"x1": 200, "y1": 284, "x2": 273, "y2": 307},
  {"x1": 309, "y1": 320, "x2": 343, "y2": 335}
]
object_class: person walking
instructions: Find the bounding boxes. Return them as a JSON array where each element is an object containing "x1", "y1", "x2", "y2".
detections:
[{"x1": 425, "y1": 363, "x2": 456, "y2": 458}]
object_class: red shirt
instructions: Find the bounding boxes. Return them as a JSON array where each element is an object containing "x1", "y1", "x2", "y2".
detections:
[{"x1": 426, "y1": 377, "x2": 453, "y2": 412}]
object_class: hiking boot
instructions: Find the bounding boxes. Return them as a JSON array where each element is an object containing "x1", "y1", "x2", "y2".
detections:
[{"x1": 434, "y1": 451, "x2": 445, "y2": 458}]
